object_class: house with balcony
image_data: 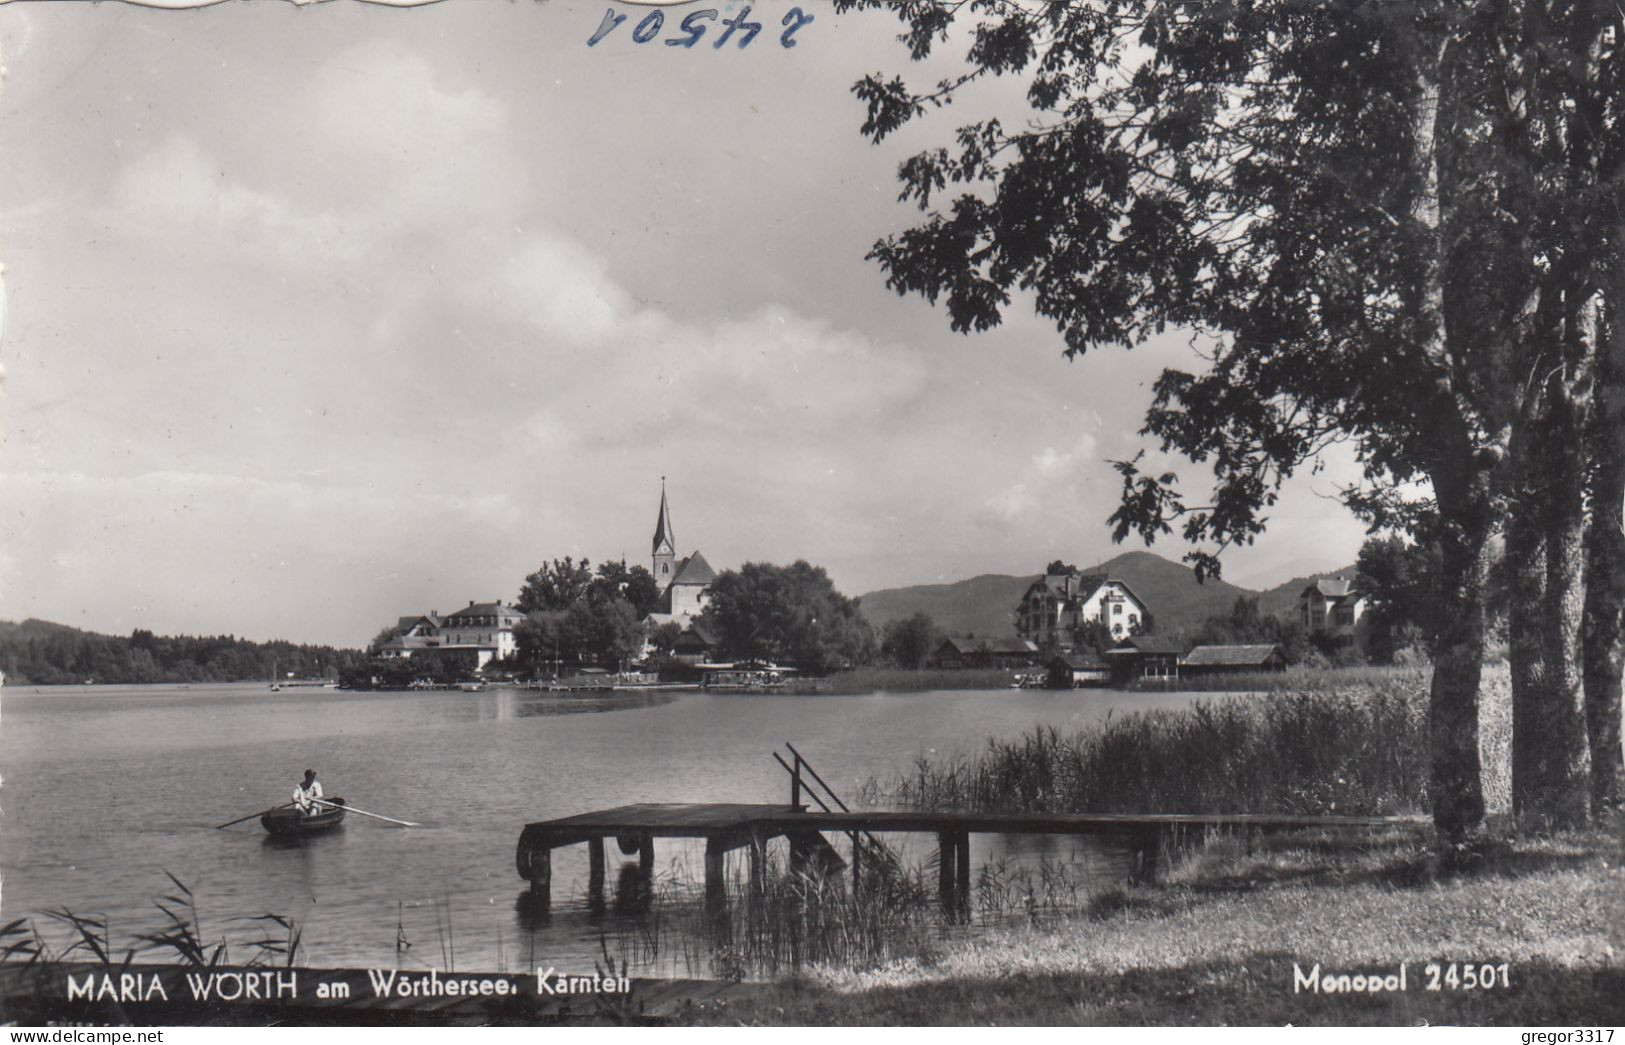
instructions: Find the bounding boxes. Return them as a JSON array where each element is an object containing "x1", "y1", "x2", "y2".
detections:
[
  {"x1": 1015, "y1": 566, "x2": 1150, "y2": 650},
  {"x1": 1299, "y1": 577, "x2": 1370, "y2": 652},
  {"x1": 377, "y1": 600, "x2": 525, "y2": 673}
]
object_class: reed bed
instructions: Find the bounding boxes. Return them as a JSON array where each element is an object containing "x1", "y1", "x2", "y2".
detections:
[
  {"x1": 603, "y1": 843, "x2": 1109, "y2": 981},
  {"x1": 1153, "y1": 663, "x2": 1430, "y2": 693},
  {"x1": 863, "y1": 670, "x2": 1467, "y2": 817}
]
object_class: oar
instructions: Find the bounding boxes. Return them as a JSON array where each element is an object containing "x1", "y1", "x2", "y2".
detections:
[
  {"x1": 312, "y1": 798, "x2": 420, "y2": 828},
  {"x1": 216, "y1": 803, "x2": 291, "y2": 829}
]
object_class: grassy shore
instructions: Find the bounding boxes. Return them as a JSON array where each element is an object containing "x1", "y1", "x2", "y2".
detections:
[{"x1": 678, "y1": 826, "x2": 1624, "y2": 1026}]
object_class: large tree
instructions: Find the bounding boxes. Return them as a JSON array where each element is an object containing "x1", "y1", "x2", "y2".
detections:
[
  {"x1": 881, "y1": 611, "x2": 942, "y2": 669},
  {"x1": 587, "y1": 560, "x2": 665, "y2": 618},
  {"x1": 700, "y1": 561, "x2": 877, "y2": 672},
  {"x1": 839, "y1": 0, "x2": 1623, "y2": 838}
]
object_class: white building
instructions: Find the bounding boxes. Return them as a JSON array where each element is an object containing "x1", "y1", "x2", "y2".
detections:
[
  {"x1": 1299, "y1": 577, "x2": 1370, "y2": 651},
  {"x1": 1015, "y1": 567, "x2": 1150, "y2": 648},
  {"x1": 377, "y1": 600, "x2": 524, "y2": 671}
]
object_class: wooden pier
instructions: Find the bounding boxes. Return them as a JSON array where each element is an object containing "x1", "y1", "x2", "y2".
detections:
[{"x1": 515, "y1": 800, "x2": 1426, "y2": 911}]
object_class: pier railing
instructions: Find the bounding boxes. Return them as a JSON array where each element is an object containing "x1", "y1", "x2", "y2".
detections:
[{"x1": 772, "y1": 742, "x2": 900, "y2": 886}]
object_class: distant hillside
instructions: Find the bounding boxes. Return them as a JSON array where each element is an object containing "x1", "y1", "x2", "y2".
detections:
[
  {"x1": 858, "y1": 574, "x2": 1039, "y2": 638},
  {"x1": 858, "y1": 550, "x2": 1261, "y2": 638}
]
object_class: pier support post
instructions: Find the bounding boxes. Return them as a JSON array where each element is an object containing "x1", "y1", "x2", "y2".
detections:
[
  {"x1": 527, "y1": 848, "x2": 551, "y2": 908},
  {"x1": 1129, "y1": 827, "x2": 1162, "y2": 885},
  {"x1": 639, "y1": 834, "x2": 655, "y2": 884},
  {"x1": 587, "y1": 836, "x2": 606, "y2": 910},
  {"x1": 937, "y1": 832, "x2": 957, "y2": 914},
  {"x1": 953, "y1": 832, "x2": 971, "y2": 921}
]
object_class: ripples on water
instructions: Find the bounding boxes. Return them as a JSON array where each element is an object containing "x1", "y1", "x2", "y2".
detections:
[{"x1": 0, "y1": 683, "x2": 1203, "y2": 977}]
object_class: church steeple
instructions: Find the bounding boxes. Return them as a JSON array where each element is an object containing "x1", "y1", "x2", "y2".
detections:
[{"x1": 651, "y1": 478, "x2": 676, "y2": 585}]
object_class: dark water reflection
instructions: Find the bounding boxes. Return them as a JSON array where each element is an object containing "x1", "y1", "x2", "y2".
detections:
[{"x1": 0, "y1": 682, "x2": 1207, "y2": 976}]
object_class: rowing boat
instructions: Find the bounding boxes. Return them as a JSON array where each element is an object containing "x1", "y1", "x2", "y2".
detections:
[{"x1": 260, "y1": 797, "x2": 346, "y2": 836}]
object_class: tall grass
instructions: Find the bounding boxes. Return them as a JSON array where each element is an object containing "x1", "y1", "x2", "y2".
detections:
[
  {"x1": 862, "y1": 667, "x2": 1520, "y2": 817},
  {"x1": 2, "y1": 873, "x2": 303, "y2": 970},
  {"x1": 601, "y1": 843, "x2": 1113, "y2": 980},
  {"x1": 1157, "y1": 664, "x2": 1430, "y2": 693}
]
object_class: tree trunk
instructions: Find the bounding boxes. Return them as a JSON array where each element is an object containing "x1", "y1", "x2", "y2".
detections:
[
  {"x1": 1583, "y1": 421, "x2": 1625, "y2": 820},
  {"x1": 1584, "y1": 237, "x2": 1625, "y2": 820},
  {"x1": 1534, "y1": 389, "x2": 1593, "y2": 829},
  {"x1": 1507, "y1": 475, "x2": 1547, "y2": 822},
  {"x1": 1414, "y1": 28, "x2": 1490, "y2": 848},
  {"x1": 1428, "y1": 477, "x2": 1492, "y2": 845}
]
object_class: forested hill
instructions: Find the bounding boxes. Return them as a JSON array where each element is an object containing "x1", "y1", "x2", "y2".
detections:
[{"x1": 0, "y1": 619, "x2": 366, "y2": 686}]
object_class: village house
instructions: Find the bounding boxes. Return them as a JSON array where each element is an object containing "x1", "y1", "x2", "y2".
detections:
[
  {"x1": 1015, "y1": 565, "x2": 1151, "y2": 649},
  {"x1": 376, "y1": 600, "x2": 525, "y2": 672},
  {"x1": 1299, "y1": 577, "x2": 1370, "y2": 652},
  {"x1": 669, "y1": 621, "x2": 720, "y2": 664}
]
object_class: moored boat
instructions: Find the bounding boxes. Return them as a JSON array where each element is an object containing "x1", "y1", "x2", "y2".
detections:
[{"x1": 260, "y1": 797, "x2": 346, "y2": 836}]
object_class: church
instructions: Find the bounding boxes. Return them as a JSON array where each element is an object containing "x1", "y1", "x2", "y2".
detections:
[{"x1": 642, "y1": 481, "x2": 716, "y2": 628}]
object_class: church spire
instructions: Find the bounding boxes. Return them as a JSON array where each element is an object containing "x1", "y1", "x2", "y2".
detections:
[{"x1": 652, "y1": 478, "x2": 676, "y2": 584}]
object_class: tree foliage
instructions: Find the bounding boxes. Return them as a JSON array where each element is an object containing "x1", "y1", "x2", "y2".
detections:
[
  {"x1": 700, "y1": 561, "x2": 877, "y2": 672},
  {"x1": 1356, "y1": 536, "x2": 1444, "y2": 660},
  {"x1": 516, "y1": 557, "x2": 595, "y2": 614},
  {"x1": 0, "y1": 620, "x2": 365, "y2": 685},
  {"x1": 881, "y1": 611, "x2": 942, "y2": 669},
  {"x1": 1193, "y1": 596, "x2": 1309, "y2": 664}
]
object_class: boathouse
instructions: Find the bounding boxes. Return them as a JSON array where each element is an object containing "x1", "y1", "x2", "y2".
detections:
[
  {"x1": 1105, "y1": 635, "x2": 1185, "y2": 685},
  {"x1": 1046, "y1": 650, "x2": 1109, "y2": 688},
  {"x1": 1181, "y1": 643, "x2": 1287, "y2": 677}
]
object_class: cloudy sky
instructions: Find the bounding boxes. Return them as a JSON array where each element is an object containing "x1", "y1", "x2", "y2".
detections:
[{"x1": 0, "y1": 1, "x2": 1369, "y2": 646}]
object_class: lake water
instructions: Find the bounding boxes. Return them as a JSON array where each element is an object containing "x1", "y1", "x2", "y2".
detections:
[{"x1": 0, "y1": 682, "x2": 1212, "y2": 977}]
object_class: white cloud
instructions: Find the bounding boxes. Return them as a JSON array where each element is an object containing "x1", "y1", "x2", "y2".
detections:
[{"x1": 111, "y1": 135, "x2": 367, "y2": 268}]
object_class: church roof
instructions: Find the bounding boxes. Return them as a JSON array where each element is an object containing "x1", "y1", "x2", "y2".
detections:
[
  {"x1": 671, "y1": 551, "x2": 716, "y2": 587},
  {"x1": 652, "y1": 484, "x2": 675, "y2": 555}
]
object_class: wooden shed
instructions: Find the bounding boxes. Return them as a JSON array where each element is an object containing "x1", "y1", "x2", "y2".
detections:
[
  {"x1": 1104, "y1": 636, "x2": 1185, "y2": 686},
  {"x1": 1181, "y1": 643, "x2": 1288, "y2": 677},
  {"x1": 1046, "y1": 651, "x2": 1110, "y2": 688}
]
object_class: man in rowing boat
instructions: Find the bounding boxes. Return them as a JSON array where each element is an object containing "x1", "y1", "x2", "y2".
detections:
[{"x1": 293, "y1": 769, "x2": 324, "y2": 816}]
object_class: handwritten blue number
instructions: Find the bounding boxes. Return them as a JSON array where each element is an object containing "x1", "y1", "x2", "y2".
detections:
[
  {"x1": 632, "y1": 11, "x2": 664, "y2": 43},
  {"x1": 586, "y1": 8, "x2": 626, "y2": 46},
  {"x1": 780, "y1": 7, "x2": 813, "y2": 48},
  {"x1": 714, "y1": 5, "x2": 761, "y2": 49},
  {"x1": 668, "y1": 9, "x2": 717, "y2": 48}
]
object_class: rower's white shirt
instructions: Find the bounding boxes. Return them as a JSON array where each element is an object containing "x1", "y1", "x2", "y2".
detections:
[{"x1": 294, "y1": 780, "x2": 323, "y2": 807}]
